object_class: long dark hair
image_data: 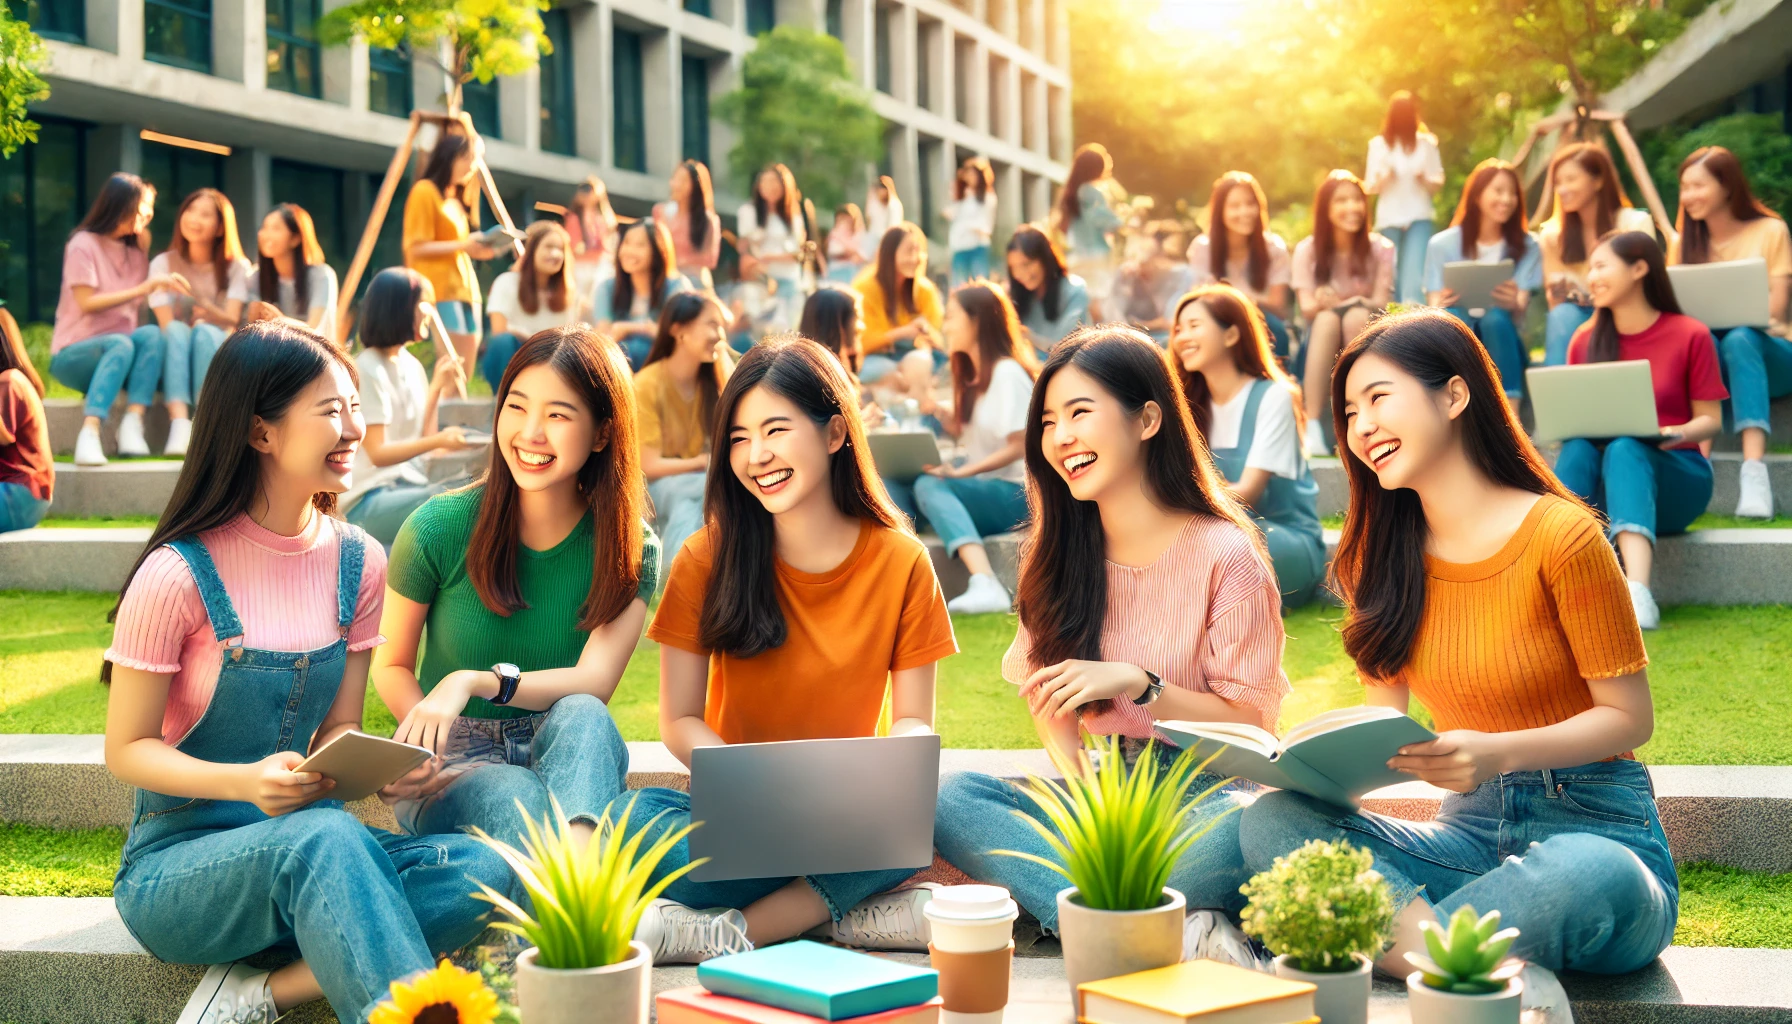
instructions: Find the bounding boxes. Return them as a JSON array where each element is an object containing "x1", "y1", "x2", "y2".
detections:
[
  {"x1": 0, "y1": 307, "x2": 44, "y2": 397},
  {"x1": 1380, "y1": 91, "x2": 1422, "y2": 151},
  {"x1": 1585, "y1": 231, "x2": 1683, "y2": 364},
  {"x1": 358, "y1": 267, "x2": 430, "y2": 351},
  {"x1": 421, "y1": 129, "x2": 478, "y2": 210},
  {"x1": 874, "y1": 222, "x2": 926, "y2": 324},
  {"x1": 1057, "y1": 143, "x2": 1111, "y2": 225},
  {"x1": 753, "y1": 163, "x2": 800, "y2": 233},
  {"x1": 75, "y1": 173, "x2": 154, "y2": 252},
  {"x1": 610, "y1": 221, "x2": 675, "y2": 320},
  {"x1": 676, "y1": 159, "x2": 716, "y2": 252},
  {"x1": 167, "y1": 188, "x2": 245, "y2": 295},
  {"x1": 1548, "y1": 143, "x2": 1630, "y2": 266},
  {"x1": 468, "y1": 327, "x2": 645, "y2": 630},
  {"x1": 697, "y1": 336, "x2": 905, "y2": 657},
  {"x1": 799, "y1": 284, "x2": 863, "y2": 376},
  {"x1": 1006, "y1": 224, "x2": 1068, "y2": 322},
  {"x1": 517, "y1": 220, "x2": 574, "y2": 316},
  {"x1": 1172, "y1": 285, "x2": 1303, "y2": 442},
  {"x1": 643, "y1": 291, "x2": 729, "y2": 439},
  {"x1": 1015, "y1": 326, "x2": 1260, "y2": 673},
  {"x1": 1312, "y1": 170, "x2": 1373, "y2": 286},
  {"x1": 258, "y1": 204, "x2": 326, "y2": 314},
  {"x1": 1206, "y1": 171, "x2": 1272, "y2": 293},
  {"x1": 954, "y1": 157, "x2": 994, "y2": 202},
  {"x1": 1452, "y1": 159, "x2": 1530, "y2": 263},
  {"x1": 1330, "y1": 309, "x2": 1582, "y2": 680},
  {"x1": 104, "y1": 322, "x2": 358, "y2": 680},
  {"x1": 950, "y1": 281, "x2": 1037, "y2": 424},
  {"x1": 1676, "y1": 146, "x2": 1781, "y2": 265}
]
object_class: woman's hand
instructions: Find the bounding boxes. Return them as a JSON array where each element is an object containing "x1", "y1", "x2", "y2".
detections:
[
  {"x1": 463, "y1": 239, "x2": 498, "y2": 260},
  {"x1": 430, "y1": 351, "x2": 467, "y2": 396},
  {"x1": 152, "y1": 273, "x2": 193, "y2": 297},
  {"x1": 1314, "y1": 284, "x2": 1340, "y2": 309},
  {"x1": 431, "y1": 425, "x2": 473, "y2": 451},
  {"x1": 923, "y1": 461, "x2": 967, "y2": 479},
  {"x1": 1432, "y1": 287, "x2": 1460, "y2": 309},
  {"x1": 1489, "y1": 280, "x2": 1521, "y2": 310},
  {"x1": 1023, "y1": 660, "x2": 1149, "y2": 719},
  {"x1": 241, "y1": 750, "x2": 334, "y2": 816},
  {"x1": 1386, "y1": 730, "x2": 1506, "y2": 793},
  {"x1": 378, "y1": 756, "x2": 453, "y2": 805},
  {"x1": 393, "y1": 670, "x2": 486, "y2": 754}
]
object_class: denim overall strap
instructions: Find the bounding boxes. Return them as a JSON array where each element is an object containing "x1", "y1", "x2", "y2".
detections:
[
  {"x1": 166, "y1": 534, "x2": 246, "y2": 650},
  {"x1": 332, "y1": 517, "x2": 365, "y2": 638},
  {"x1": 1209, "y1": 379, "x2": 1325, "y2": 546}
]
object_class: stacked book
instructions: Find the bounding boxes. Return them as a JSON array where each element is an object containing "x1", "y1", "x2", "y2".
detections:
[
  {"x1": 1077, "y1": 961, "x2": 1320, "y2": 1024},
  {"x1": 658, "y1": 940, "x2": 945, "y2": 1023}
]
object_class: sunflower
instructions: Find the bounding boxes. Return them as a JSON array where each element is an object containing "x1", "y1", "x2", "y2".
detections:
[{"x1": 369, "y1": 960, "x2": 500, "y2": 1024}]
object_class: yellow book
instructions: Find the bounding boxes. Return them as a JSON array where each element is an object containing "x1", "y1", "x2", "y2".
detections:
[{"x1": 1076, "y1": 960, "x2": 1318, "y2": 1024}]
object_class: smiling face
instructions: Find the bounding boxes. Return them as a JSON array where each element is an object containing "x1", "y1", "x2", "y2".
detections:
[
  {"x1": 179, "y1": 196, "x2": 221, "y2": 251},
  {"x1": 1170, "y1": 300, "x2": 1240, "y2": 378},
  {"x1": 496, "y1": 363, "x2": 606, "y2": 494},
  {"x1": 1222, "y1": 185, "x2": 1261, "y2": 240},
  {"x1": 893, "y1": 232, "x2": 925, "y2": 281},
  {"x1": 258, "y1": 212, "x2": 296, "y2": 261},
  {"x1": 728, "y1": 384, "x2": 845, "y2": 516},
  {"x1": 1585, "y1": 240, "x2": 1649, "y2": 310},
  {"x1": 1678, "y1": 161, "x2": 1726, "y2": 222},
  {"x1": 1553, "y1": 158, "x2": 1599, "y2": 215},
  {"x1": 451, "y1": 139, "x2": 483, "y2": 185},
  {"x1": 1007, "y1": 249, "x2": 1045, "y2": 292},
  {"x1": 1038, "y1": 364, "x2": 1161, "y2": 504},
  {"x1": 253, "y1": 360, "x2": 364, "y2": 496},
  {"x1": 533, "y1": 232, "x2": 567, "y2": 277},
  {"x1": 1328, "y1": 183, "x2": 1367, "y2": 234},
  {"x1": 673, "y1": 300, "x2": 729, "y2": 362},
  {"x1": 1476, "y1": 171, "x2": 1519, "y2": 230},
  {"x1": 617, "y1": 225, "x2": 652, "y2": 277},
  {"x1": 757, "y1": 169, "x2": 786, "y2": 206},
  {"x1": 1341, "y1": 351, "x2": 1466, "y2": 491}
]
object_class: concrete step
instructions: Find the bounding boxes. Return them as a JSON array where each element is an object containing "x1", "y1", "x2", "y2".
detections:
[
  {"x1": 0, "y1": 528, "x2": 152, "y2": 591},
  {"x1": 1711, "y1": 393, "x2": 1792, "y2": 453},
  {"x1": 44, "y1": 398, "x2": 497, "y2": 456}
]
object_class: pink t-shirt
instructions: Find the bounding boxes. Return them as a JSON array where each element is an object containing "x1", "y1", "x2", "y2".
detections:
[
  {"x1": 105, "y1": 513, "x2": 388, "y2": 746},
  {"x1": 1291, "y1": 232, "x2": 1396, "y2": 302},
  {"x1": 52, "y1": 232, "x2": 151, "y2": 353},
  {"x1": 1002, "y1": 515, "x2": 1290, "y2": 736},
  {"x1": 1566, "y1": 311, "x2": 1729, "y2": 451}
]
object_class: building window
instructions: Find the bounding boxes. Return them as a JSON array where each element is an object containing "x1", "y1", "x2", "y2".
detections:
[
  {"x1": 0, "y1": 117, "x2": 89, "y2": 324},
  {"x1": 683, "y1": 0, "x2": 710, "y2": 17},
  {"x1": 746, "y1": 0, "x2": 774, "y2": 36},
  {"x1": 825, "y1": 0, "x2": 842, "y2": 40},
  {"x1": 612, "y1": 28, "x2": 646, "y2": 172},
  {"x1": 874, "y1": 5, "x2": 890, "y2": 95},
  {"x1": 916, "y1": 136, "x2": 939, "y2": 237},
  {"x1": 539, "y1": 9, "x2": 576, "y2": 156},
  {"x1": 144, "y1": 0, "x2": 212, "y2": 73},
  {"x1": 7, "y1": 0, "x2": 83, "y2": 43},
  {"x1": 140, "y1": 138, "x2": 226, "y2": 254},
  {"x1": 462, "y1": 78, "x2": 501, "y2": 140},
  {"x1": 954, "y1": 38, "x2": 971, "y2": 125},
  {"x1": 682, "y1": 55, "x2": 710, "y2": 164},
  {"x1": 368, "y1": 45, "x2": 412, "y2": 118},
  {"x1": 916, "y1": 22, "x2": 934, "y2": 110},
  {"x1": 266, "y1": 0, "x2": 323, "y2": 98},
  {"x1": 271, "y1": 158, "x2": 344, "y2": 264}
]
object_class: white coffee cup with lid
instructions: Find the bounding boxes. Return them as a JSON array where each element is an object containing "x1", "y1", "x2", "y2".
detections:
[{"x1": 925, "y1": 885, "x2": 1019, "y2": 1024}]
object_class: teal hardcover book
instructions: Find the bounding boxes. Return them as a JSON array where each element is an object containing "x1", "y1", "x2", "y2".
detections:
[
  {"x1": 696, "y1": 941, "x2": 939, "y2": 1021},
  {"x1": 1157, "y1": 705, "x2": 1437, "y2": 808}
]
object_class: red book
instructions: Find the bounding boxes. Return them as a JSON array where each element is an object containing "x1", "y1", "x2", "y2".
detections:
[{"x1": 656, "y1": 987, "x2": 943, "y2": 1024}]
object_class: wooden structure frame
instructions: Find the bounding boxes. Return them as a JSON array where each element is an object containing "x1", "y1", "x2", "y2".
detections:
[{"x1": 1513, "y1": 105, "x2": 1677, "y2": 245}]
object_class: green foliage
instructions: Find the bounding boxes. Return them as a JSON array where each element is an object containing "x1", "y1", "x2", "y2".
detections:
[
  {"x1": 1240, "y1": 838, "x2": 1395, "y2": 973},
  {"x1": 319, "y1": 0, "x2": 548, "y2": 110},
  {"x1": 0, "y1": 3, "x2": 49, "y2": 158},
  {"x1": 1405, "y1": 905, "x2": 1524, "y2": 994},
  {"x1": 1644, "y1": 113, "x2": 1792, "y2": 222},
  {"x1": 714, "y1": 26, "x2": 882, "y2": 213},
  {"x1": 469, "y1": 793, "x2": 703, "y2": 969},
  {"x1": 990, "y1": 735, "x2": 1235, "y2": 912}
]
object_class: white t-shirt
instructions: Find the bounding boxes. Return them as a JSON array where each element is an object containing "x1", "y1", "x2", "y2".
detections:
[
  {"x1": 863, "y1": 196, "x2": 905, "y2": 260},
  {"x1": 947, "y1": 194, "x2": 997, "y2": 254},
  {"x1": 1207, "y1": 380, "x2": 1301, "y2": 481},
  {"x1": 738, "y1": 202, "x2": 805, "y2": 280},
  {"x1": 1366, "y1": 132, "x2": 1444, "y2": 230},
  {"x1": 485, "y1": 270, "x2": 580, "y2": 339},
  {"x1": 349, "y1": 345, "x2": 431, "y2": 503},
  {"x1": 964, "y1": 358, "x2": 1033, "y2": 486}
]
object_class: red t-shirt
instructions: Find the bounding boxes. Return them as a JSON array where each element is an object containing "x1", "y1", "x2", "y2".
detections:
[
  {"x1": 1567, "y1": 312, "x2": 1727, "y2": 451},
  {"x1": 0, "y1": 368, "x2": 52, "y2": 501}
]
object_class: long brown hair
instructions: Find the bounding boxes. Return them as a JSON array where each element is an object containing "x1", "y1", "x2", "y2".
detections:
[
  {"x1": 0, "y1": 307, "x2": 44, "y2": 397},
  {"x1": 1006, "y1": 224, "x2": 1069, "y2": 322},
  {"x1": 1380, "y1": 91, "x2": 1422, "y2": 151},
  {"x1": 675, "y1": 159, "x2": 716, "y2": 252},
  {"x1": 698, "y1": 336, "x2": 906, "y2": 657},
  {"x1": 1548, "y1": 143, "x2": 1630, "y2": 266},
  {"x1": 753, "y1": 163, "x2": 801, "y2": 232},
  {"x1": 954, "y1": 157, "x2": 994, "y2": 202},
  {"x1": 1171, "y1": 285, "x2": 1303, "y2": 443},
  {"x1": 1585, "y1": 231, "x2": 1683, "y2": 364},
  {"x1": 1312, "y1": 170, "x2": 1372, "y2": 285},
  {"x1": 1675, "y1": 146, "x2": 1782, "y2": 265},
  {"x1": 798, "y1": 284, "x2": 864, "y2": 377},
  {"x1": 643, "y1": 291, "x2": 730, "y2": 441},
  {"x1": 1206, "y1": 171, "x2": 1272, "y2": 293},
  {"x1": 1330, "y1": 309, "x2": 1583, "y2": 680},
  {"x1": 1057, "y1": 143, "x2": 1112, "y2": 225},
  {"x1": 166, "y1": 188, "x2": 245, "y2": 295},
  {"x1": 1015, "y1": 326, "x2": 1261, "y2": 674},
  {"x1": 1451, "y1": 159, "x2": 1530, "y2": 263},
  {"x1": 468, "y1": 327, "x2": 645, "y2": 631},
  {"x1": 610, "y1": 220, "x2": 675, "y2": 320},
  {"x1": 875, "y1": 222, "x2": 927, "y2": 324},
  {"x1": 949, "y1": 281, "x2": 1037, "y2": 425},
  {"x1": 517, "y1": 220, "x2": 574, "y2": 316},
  {"x1": 258, "y1": 203, "x2": 327, "y2": 314},
  {"x1": 75, "y1": 173, "x2": 155, "y2": 252}
]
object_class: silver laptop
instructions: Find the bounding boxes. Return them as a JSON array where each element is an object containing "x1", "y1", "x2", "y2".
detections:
[
  {"x1": 1441, "y1": 260, "x2": 1515, "y2": 312},
  {"x1": 1526, "y1": 360, "x2": 1661, "y2": 443},
  {"x1": 868, "y1": 431, "x2": 943, "y2": 482},
  {"x1": 1666, "y1": 258, "x2": 1770, "y2": 331},
  {"x1": 687, "y1": 734, "x2": 941, "y2": 882}
]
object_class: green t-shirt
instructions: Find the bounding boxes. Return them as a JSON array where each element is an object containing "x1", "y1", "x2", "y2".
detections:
[{"x1": 388, "y1": 486, "x2": 661, "y2": 719}]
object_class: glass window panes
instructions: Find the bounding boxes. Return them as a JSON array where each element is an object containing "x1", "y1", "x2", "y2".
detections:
[
  {"x1": 271, "y1": 158, "x2": 345, "y2": 265},
  {"x1": 746, "y1": 0, "x2": 774, "y2": 35},
  {"x1": 368, "y1": 46, "x2": 413, "y2": 118},
  {"x1": 825, "y1": 0, "x2": 842, "y2": 40},
  {"x1": 612, "y1": 28, "x2": 645, "y2": 172},
  {"x1": 266, "y1": 0, "x2": 322, "y2": 98},
  {"x1": 0, "y1": 117, "x2": 89, "y2": 324},
  {"x1": 7, "y1": 0, "x2": 83, "y2": 43},
  {"x1": 874, "y1": 6, "x2": 891, "y2": 94},
  {"x1": 683, "y1": 0, "x2": 711, "y2": 17},
  {"x1": 538, "y1": 9, "x2": 576, "y2": 156},
  {"x1": 139, "y1": 138, "x2": 226, "y2": 254},
  {"x1": 144, "y1": 0, "x2": 212, "y2": 72},
  {"x1": 681, "y1": 55, "x2": 709, "y2": 165},
  {"x1": 462, "y1": 78, "x2": 501, "y2": 141}
]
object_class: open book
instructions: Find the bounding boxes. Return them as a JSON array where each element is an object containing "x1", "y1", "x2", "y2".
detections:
[{"x1": 1156, "y1": 706, "x2": 1436, "y2": 809}]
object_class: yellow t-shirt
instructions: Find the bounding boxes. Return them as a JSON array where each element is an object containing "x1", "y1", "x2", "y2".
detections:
[
  {"x1": 1668, "y1": 214, "x2": 1792, "y2": 277},
  {"x1": 633, "y1": 359, "x2": 709, "y2": 460},
  {"x1": 854, "y1": 268, "x2": 945, "y2": 355},
  {"x1": 403, "y1": 179, "x2": 479, "y2": 305}
]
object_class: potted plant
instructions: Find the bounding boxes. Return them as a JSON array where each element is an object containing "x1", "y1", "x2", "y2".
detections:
[
  {"x1": 1239, "y1": 838, "x2": 1394, "y2": 1024},
  {"x1": 469, "y1": 793, "x2": 704, "y2": 1024},
  {"x1": 369, "y1": 959, "x2": 501, "y2": 1024},
  {"x1": 1405, "y1": 905, "x2": 1525, "y2": 1024},
  {"x1": 992, "y1": 735, "x2": 1234, "y2": 993}
]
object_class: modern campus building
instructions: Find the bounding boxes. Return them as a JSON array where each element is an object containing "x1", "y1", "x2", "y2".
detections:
[{"x1": 1, "y1": 0, "x2": 1072, "y2": 323}]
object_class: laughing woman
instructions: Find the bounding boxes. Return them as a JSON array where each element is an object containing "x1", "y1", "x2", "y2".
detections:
[
  {"x1": 1293, "y1": 170, "x2": 1395, "y2": 456},
  {"x1": 934, "y1": 325, "x2": 1289, "y2": 969},
  {"x1": 1537, "y1": 143, "x2": 1654, "y2": 366},
  {"x1": 1187, "y1": 172, "x2": 1295, "y2": 359},
  {"x1": 1422, "y1": 158, "x2": 1542, "y2": 404},
  {"x1": 373, "y1": 327, "x2": 658, "y2": 850}
]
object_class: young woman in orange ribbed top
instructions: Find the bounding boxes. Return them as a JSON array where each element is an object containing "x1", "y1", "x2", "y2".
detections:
[{"x1": 1239, "y1": 308, "x2": 1676, "y2": 990}]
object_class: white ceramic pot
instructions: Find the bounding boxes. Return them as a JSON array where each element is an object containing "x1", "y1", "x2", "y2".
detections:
[
  {"x1": 515, "y1": 941, "x2": 651, "y2": 1024},
  {"x1": 1406, "y1": 971, "x2": 1524, "y2": 1024},
  {"x1": 1273, "y1": 954, "x2": 1372, "y2": 1024},
  {"x1": 1055, "y1": 886, "x2": 1186, "y2": 996}
]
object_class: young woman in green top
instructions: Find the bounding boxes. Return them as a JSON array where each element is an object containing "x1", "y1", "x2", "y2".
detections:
[{"x1": 373, "y1": 326, "x2": 660, "y2": 848}]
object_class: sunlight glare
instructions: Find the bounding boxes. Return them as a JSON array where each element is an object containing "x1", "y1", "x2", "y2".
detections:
[{"x1": 1150, "y1": 0, "x2": 1250, "y2": 35}]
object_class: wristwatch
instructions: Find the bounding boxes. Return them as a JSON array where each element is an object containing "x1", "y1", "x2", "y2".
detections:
[
  {"x1": 1132, "y1": 668, "x2": 1164, "y2": 707},
  {"x1": 490, "y1": 663, "x2": 522, "y2": 706}
]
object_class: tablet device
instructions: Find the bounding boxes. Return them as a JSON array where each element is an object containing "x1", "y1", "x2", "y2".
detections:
[
  {"x1": 457, "y1": 431, "x2": 492, "y2": 445},
  {"x1": 1442, "y1": 260, "x2": 1515, "y2": 312},
  {"x1": 1525, "y1": 360, "x2": 1662, "y2": 443},
  {"x1": 868, "y1": 431, "x2": 943, "y2": 481},
  {"x1": 1666, "y1": 258, "x2": 1770, "y2": 330},
  {"x1": 293, "y1": 731, "x2": 432, "y2": 801}
]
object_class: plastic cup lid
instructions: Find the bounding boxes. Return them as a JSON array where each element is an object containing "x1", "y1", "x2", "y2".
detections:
[{"x1": 924, "y1": 884, "x2": 1018, "y2": 921}]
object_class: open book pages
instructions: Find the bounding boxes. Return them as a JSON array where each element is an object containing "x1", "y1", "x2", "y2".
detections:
[{"x1": 1156, "y1": 707, "x2": 1434, "y2": 808}]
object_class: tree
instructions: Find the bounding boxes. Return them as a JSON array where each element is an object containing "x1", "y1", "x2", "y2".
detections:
[
  {"x1": 0, "y1": 2, "x2": 49, "y2": 158},
  {"x1": 714, "y1": 26, "x2": 883, "y2": 213},
  {"x1": 1646, "y1": 113, "x2": 1792, "y2": 220},
  {"x1": 319, "y1": 0, "x2": 548, "y2": 115}
]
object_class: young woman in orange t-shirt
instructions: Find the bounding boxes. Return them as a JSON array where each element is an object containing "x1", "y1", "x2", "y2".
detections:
[
  {"x1": 624, "y1": 336, "x2": 959, "y2": 964},
  {"x1": 1240, "y1": 309, "x2": 1675, "y2": 994}
]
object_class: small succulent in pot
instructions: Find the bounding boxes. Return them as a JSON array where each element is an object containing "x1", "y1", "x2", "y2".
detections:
[{"x1": 1406, "y1": 905, "x2": 1524, "y2": 994}]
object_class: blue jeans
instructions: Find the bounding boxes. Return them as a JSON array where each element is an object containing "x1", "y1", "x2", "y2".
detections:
[
  {"x1": 1380, "y1": 219, "x2": 1434, "y2": 305},
  {"x1": 1262, "y1": 310, "x2": 1292, "y2": 363},
  {"x1": 884, "y1": 474, "x2": 1027, "y2": 556},
  {"x1": 160, "y1": 321, "x2": 227, "y2": 407},
  {"x1": 50, "y1": 325, "x2": 165, "y2": 418},
  {"x1": 615, "y1": 786, "x2": 921, "y2": 920},
  {"x1": 648, "y1": 470, "x2": 708, "y2": 572},
  {"x1": 1444, "y1": 307, "x2": 1527, "y2": 399},
  {"x1": 345, "y1": 478, "x2": 462, "y2": 551},
  {"x1": 481, "y1": 331, "x2": 523, "y2": 388},
  {"x1": 1544, "y1": 302, "x2": 1593, "y2": 366},
  {"x1": 1716, "y1": 326, "x2": 1792, "y2": 436},
  {"x1": 436, "y1": 300, "x2": 480, "y2": 336},
  {"x1": 951, "y1": 248, "x2": 991, "y2": 288},
  {"x1": 394, "y1": 694, "x2": 631, "y2": 847},
  {"x1": 0, "y1": 480, "x2": 50, "y2": 533},
  {"x1": 621, "y1": 332, "x2": 653, "y2": 372},
  {"x1": 1238, "y1": 760, "x2": 1678, "y2": 974},
  {"x1": 1555, "y1": 437, "x2": 1711, "y2": 544}
]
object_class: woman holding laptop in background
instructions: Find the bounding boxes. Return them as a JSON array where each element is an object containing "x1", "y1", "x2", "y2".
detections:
[
  {"x1": 1422, "y1": 159, "x2": 1542, "y2": 404},
  {"x1": 1667, "y1": 146, "x2": 1792, "y2": 519},
  {"x1": 1554, "y1": 232, "x2": 1726, "y2": 630},
  {"x1": 1538, "y1": 143, "x2": 1656, "y2": 366}
]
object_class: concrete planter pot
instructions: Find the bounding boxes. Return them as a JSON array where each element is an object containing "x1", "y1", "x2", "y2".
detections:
[
  {"x1": 1406, "y1": 972, "x2": 1524, "y2": 1024},
  {"x1": 1273, "y1": 954, "x2": 1372, "y2": 1024},
  {"x1": 1055, "y1": 886, "x2": 1185, "y2": 995},
  {"x1": 515, "y1": 941, "x2": 651, "y2": 1024}
]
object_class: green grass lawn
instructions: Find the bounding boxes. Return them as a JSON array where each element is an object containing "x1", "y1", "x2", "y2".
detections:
[{"x1": 36, "y1": 516, "x2": 160, "y2": 530}]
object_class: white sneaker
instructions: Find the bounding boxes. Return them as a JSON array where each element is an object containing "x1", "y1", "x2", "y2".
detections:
[
  {"x1": 810, "y1": 883, "x2": 937, "y2": 951},
  {"x1": 165, "y1": 417, "x2": 193, "y2": 457},
  {"x1": 176, "y1": 962, "x2": 277, "y2": 1024},
  {"x1": 116, "y1": 410, "x2": 151, "y2": 456},
  {"x1": 635, "y1": 898, "x2": 752, "y2": 964},
  {"x1": 1519, "y1": 963, "x2": 1575, "y2": 1023},
  {"x1": 1627, "y1": 579, "x2": 1660, "y2": 631},
  {"x1": 73, "y1": 424, "x2": 107, "y2": 467},
  {"x1": 1736, "y1": 458, "x2": 1774, "y2": 519},
  {"x1": 947, "y1": 573, "x2": 1012, "y2": 615},
  {"x1": 1303, "y1": 419, "x2": 1329, "y2": 458},
  {"x1": 1183, "y1": 909, "x2": 1272, "y2": 972}
]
